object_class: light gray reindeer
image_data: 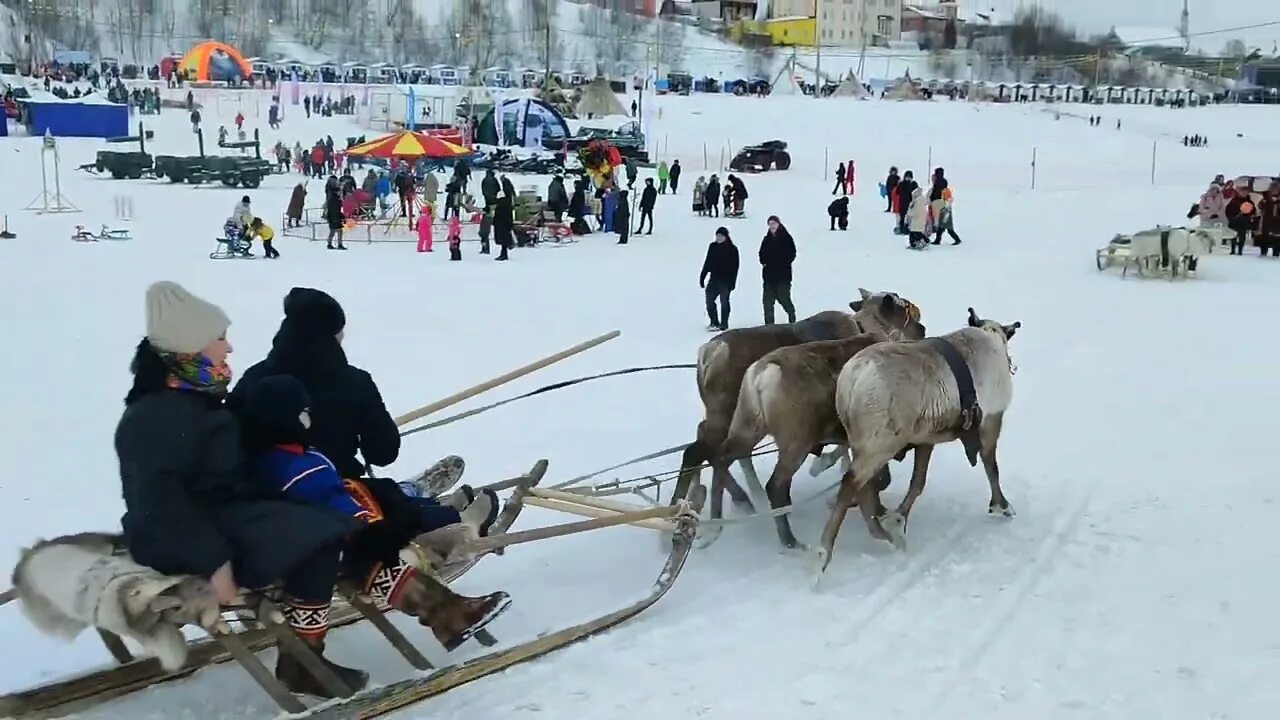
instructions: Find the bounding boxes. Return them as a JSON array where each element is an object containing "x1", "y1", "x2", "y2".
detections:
[
  {"x1": 817, "y1": 308, "x2": 1021, "y2": 575},
  {"x1": 713, "y1": 292, "x2": 926, "y2": 549},
  {"x1": 669, "y1": 290, "x2": 929, "y2": 530}
]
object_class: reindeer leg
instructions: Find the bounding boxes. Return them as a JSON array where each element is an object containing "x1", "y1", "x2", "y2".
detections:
[
  {"x1": 980, "y1": 413, "x2": 1014, "y2": 517},
  {"x1": 765, "y1": 447, "x2": 809, "y2": 550},
  {"x1": 697, "y1": 463, "x2": 732, "y2": 548},
  {"x1": 881, "y1": 444, "x2": 934, "y2": 550},
  {"x1": 734, "y1": 456, "x2": 766, "y2": 512},
  {"x1": 669, "y1": 436, "x2": 709, "y2": 506},
  {"x1": 813, "y1": 470, "x2": 862, "y2": 586}
]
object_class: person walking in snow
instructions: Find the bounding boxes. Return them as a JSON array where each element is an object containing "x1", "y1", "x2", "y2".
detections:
[
  {"x1": 692, "y1": 176, "x2": 707, "y2": 215},
  {"x1": 614, "y1": 189, "x2": 631, "y2": 245},
  {"x1": 669, "y1": 160, "x2": 681, "y2": 192},
  {"x1": 895, "y1": 170, "x2": 918, "y2": 234},
  {"x1": 884, "y1": 166, "x2": 900, "y2": 213},
  {"x1": 700, "y1": 227, "x2": 739, "y2": 331},
  {"x1": 759, "y1": 216, "x2": 797, "y2": 325},
  {"x1": 657, "y1": 161, "x2": 670, "y2": 194},
  {"x1": 704, "y1": 175, "x2": 721, "y2": 218},
  {"x1": 833, "y1": 162, "x2": 847, "y2": 196},
  {"x1": 906, "y1": 188, "x2": 930, "y2": 250},
  {"x1": 931, "y1": 188, "x2": 961, "y2": 245},
  {"x1": 636, "y1": 178, "x2": 657, "y2": 234},
  {"x1": 1225, "y1": 187, "x2": 1256, "y2": 256}
]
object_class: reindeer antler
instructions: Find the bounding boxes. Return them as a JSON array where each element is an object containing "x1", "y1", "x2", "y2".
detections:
[{"x1": 967, "y1": 307, "x2": 981, "y2": 327}]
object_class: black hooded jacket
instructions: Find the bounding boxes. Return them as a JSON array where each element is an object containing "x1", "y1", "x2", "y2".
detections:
[{"x1": 230, "y1": 289, "x2": 399, "y2": 479}]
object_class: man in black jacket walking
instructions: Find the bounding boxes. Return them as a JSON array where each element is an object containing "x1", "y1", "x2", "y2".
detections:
[
  {"x1": 637, "y1": 178, "x2": 657, "y2": 234},
  {"x1": 759, "y1": 215, "x2": 797, "y2": 324},
  {"x1": 700, "y1": 226, "x2": 739, "y2": 331},
  {"x1": 894, "y1": 170, "x2": 918, "y2": 234},
  {"x1": 669, "y1": 159, "x2": 682, "y2": 192}
]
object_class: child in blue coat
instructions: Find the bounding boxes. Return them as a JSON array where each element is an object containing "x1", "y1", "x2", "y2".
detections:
[{"x1": 240, "y1": 375, "x2": 499, "y2": 566}]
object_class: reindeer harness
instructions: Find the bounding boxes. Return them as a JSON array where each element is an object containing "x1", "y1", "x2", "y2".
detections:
[{"x1": 922, "y1": 337, "x2": 983, "y2": 467}]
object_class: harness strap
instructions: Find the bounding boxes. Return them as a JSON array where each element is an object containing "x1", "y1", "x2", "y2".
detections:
[{"x1": 923, "y1": 337, "x2": 983, "y2": 467}]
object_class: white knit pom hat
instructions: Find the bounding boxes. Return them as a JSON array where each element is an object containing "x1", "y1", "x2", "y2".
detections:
[{"x1": 145, "y1": 281, "x2": 231, "y2": 354}]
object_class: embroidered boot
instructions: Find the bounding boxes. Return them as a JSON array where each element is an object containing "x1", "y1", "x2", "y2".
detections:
[
  {"x1": 277, "y1": 600, "x2": 369, "y2": 698},
  {"x1": 366, "y1": 560, "x2": 510, "y2": 651}
]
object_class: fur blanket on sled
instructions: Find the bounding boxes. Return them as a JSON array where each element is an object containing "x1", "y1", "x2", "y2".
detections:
[{"x1": 11, "y1": 533, "x2": 223, "y2": 671}]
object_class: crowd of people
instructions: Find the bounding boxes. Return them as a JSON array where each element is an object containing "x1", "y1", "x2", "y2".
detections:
[{"x1": 1196, "y1": 174, "x2": 1280, "y2": 257}]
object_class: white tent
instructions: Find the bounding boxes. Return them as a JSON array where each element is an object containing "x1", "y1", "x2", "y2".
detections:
[
  {"x1": 770, "y1": 67, "x2": 801, "y2": 96},
  {"x1": 574, "y1": 76, "x2": 627, "y2": 118},
  {"x1": 885, "y1": 72, "x2": 925, "y2": 100},
  {"x1": 831, "y1": 71, "x2": 870, "y2": 99}
]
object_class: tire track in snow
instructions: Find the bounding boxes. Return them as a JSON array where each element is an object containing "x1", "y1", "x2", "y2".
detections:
[{"x1": 916, "y1": 489, "x2": 1093, "y2": 715}]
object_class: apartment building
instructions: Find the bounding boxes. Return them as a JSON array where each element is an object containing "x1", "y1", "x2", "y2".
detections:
[{"x1": 772, "y1": 0, "x2": 900, "y2": 47}]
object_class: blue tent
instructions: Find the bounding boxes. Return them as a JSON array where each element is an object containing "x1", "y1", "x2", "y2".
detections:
[
  {"x1": 25, "y1": 97, "x2": 128, "y2": 138},
  {"x1": 0, "y1": 117, "x2": 8, "y2": 137}
]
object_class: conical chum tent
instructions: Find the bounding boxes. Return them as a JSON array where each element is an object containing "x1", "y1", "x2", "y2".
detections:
[
  {"x1": 178, "y1": 41, "x2": 253, "y2": 82},
  {"x1": 345, "y1": 130, "x2": 472, "y2": 159},
  {"x1": 770, "y1": 70, "x2": 801, "y2": 96},
  {"x1": 574, "y1": 76, "x2": 627, "y2": 118},
  {"x1": 885, "y1": 72, "x2": 924, "y2": 100},
  {"x1": 832, "y1": 71, "x2": 870, "y2": 99}
]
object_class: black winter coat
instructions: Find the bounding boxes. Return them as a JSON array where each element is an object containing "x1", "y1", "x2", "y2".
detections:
[
  {"x1": 759, "y1": 227, "x2": 797, "y2": 284},
  {"x1": 896, "y1": 179, "x2": 918, "y2": 208},
  {"x1": 700, "y1": 240, "x2": 739, "y2": 290},
  {"x1": 118, "y1": 387, "x2": 355, "y2": 587},
  {"x1": 929, "y1": 176, "x2": 949, "y2": 201},
  {"x1": 494, "y1": 195, "x2": 515, "y2": 230},
  {"x1": 886, "y1": 172, "x2": 900, "y2": 194},
  {"x1": 569, "y1": 185, "x2": 586, "y2": 219},
  {"x1": 705, "y1": 178, "x2": 721, "y2": 207},
  {"x1": 548, "y1": 179, "x2": 569, "y2": 212},
  {"x1": 1226, "y1": 195, "x2": 1256, "y2": 232},
  {"x1": 324, "y1": 190, "x2": 343, "y2": 230},
  {"x1": 828, "y1": 197, "x2": 849, "y2": 218},
  {"x1": 640, "y1": 185, "x2": 657, "y2": 210},
  {"x1": 231, "y1": 324, "x2": 400, "y2": 480},
  {"x1": 481, "y1": 174, "x2": 500, "y2": 205},
  {"x1": 729, "y1": 176, "x2": 748, "y2": 200},
  {"x1": 1260, "y1": 195, "x2": 1280, "y2": 237},
  {"x1": 669, "y1": 162, "x2": 681, "y2": 182}
]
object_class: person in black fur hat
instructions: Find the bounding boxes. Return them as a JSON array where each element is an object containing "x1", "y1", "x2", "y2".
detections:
[{"x1": 230, "y1": 289, "x2": 510, "y2": 652}]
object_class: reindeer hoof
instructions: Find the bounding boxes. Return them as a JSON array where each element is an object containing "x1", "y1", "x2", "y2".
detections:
[
  {"x1": 881, "y1": 511, "x2": 908, "y2": 550},
  {"x1": 988, "y1": 504, "x2": 1016, "y2": 518},
  {"x1": 809, "y1": 548, "x2": 829, "y2": 591},
  {"x1": 695, "y1": 524, "x2": 724, "y2": 549}
]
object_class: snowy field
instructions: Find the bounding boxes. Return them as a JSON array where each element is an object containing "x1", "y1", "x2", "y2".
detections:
[{"x1": 2, "y1": 91, "x2": 1279, "y2": 720}]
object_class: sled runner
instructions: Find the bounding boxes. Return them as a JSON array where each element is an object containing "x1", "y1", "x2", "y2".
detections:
[{"x1": 71, "y1": 224, "x2": 131, "y2": 242}]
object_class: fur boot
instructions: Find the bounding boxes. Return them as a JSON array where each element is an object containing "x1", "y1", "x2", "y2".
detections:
[
  {"x1": 360, "y1": 559, "x2": 509, "y2": 651},
  {"x1": 441, "y1": 485, "x2": 501, "y2": 537},
  {"x1": 10, "y1": 533, "x2": 222, "y2": 671},
  {"x1": 276, "y1": 601, "x2": 369, "y2": 698},
  {"x1": 413, "y1": 523, "x2": 480, "y2": 568}
]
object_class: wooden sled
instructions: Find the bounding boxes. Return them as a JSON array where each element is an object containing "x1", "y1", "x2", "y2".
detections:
[
  {"x1": 299, "y1": 482, "x2": 706, "y2": 719},
  {"x1": 0, "y1": 461, "x2": 547, "y2": 719}
]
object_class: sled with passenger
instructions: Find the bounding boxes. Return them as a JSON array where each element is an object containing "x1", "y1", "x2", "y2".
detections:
[{"x1": 0, "y1": 328, "x2": 704, "y2": 720}]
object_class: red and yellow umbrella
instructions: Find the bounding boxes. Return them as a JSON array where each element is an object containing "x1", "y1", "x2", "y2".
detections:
[{"x1": 344, "y1": 130, "x2": 472, "y2": 160}]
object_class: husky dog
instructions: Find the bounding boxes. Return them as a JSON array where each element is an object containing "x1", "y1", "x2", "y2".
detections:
[{"x1": 11, "y1": 532, "x2": 222, "y2": 671}]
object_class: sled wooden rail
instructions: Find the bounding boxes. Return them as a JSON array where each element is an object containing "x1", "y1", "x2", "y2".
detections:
[
  {"x1": 468, "y1": 504, "x2": 685, "y2": 554},
  {"x1": 394, "y1": 331, "x2": 621, "y2": 427},
  {"x1": 524, "y1": 488, "x2": 674, "y2": 532}
]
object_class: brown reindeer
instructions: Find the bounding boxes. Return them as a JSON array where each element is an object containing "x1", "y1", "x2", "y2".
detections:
[
  {"x1": 713, "y1": 293, "x2": 926, "y2": 549},
  {"x1": 669, "y1": 290, "x2": 927, "y2": 527}
]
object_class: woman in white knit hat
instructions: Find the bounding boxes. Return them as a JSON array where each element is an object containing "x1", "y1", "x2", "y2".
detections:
[{"x1": 115, "y1": 281, "x2": 369, "y2": 697}]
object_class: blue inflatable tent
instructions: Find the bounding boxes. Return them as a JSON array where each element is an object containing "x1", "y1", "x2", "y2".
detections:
[{"x1": 24, "y1": 95, "x2": 128, "y2": 138}]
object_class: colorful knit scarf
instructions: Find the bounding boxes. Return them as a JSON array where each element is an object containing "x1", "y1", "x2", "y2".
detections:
[{"x1": 163, "y1": 352, "x2": 233, "y2": 396}]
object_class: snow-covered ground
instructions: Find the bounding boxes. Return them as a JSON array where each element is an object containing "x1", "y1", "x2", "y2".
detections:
[{"x1": 2, "y1": 90, "x2": 1279, "y2": 719}]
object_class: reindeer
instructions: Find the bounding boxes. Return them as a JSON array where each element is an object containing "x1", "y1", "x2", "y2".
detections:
[
  {"x1": 817, "y1": 308, "x2": 1021, "y2": 575},
  {"x1": 714, "y1": 294, "x2": 926, "y2": 549},
  {"x1": 669, "y1": 290, "x2": 928, "y2": 527}
]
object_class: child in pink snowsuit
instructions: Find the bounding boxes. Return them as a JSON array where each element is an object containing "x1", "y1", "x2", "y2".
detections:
[
  {"x1": 416, "y1": 204, "x2": 434, "y2": 252},
  {"x1": 447, "y1": 215, "x2": 462, "y2": 261}
]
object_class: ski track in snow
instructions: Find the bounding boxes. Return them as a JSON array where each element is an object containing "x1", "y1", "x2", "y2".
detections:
[{"x1": 2, "y1": 86, "x2": 1279, "y2": 720}]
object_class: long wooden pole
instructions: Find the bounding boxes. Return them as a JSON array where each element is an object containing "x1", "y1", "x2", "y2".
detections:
[
  {"x1": 467, "y1": 505, "x2": 682, "y2": 554},
  {"x1": 393, "y1": 331, "x2": 621, "y2": 427}
]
